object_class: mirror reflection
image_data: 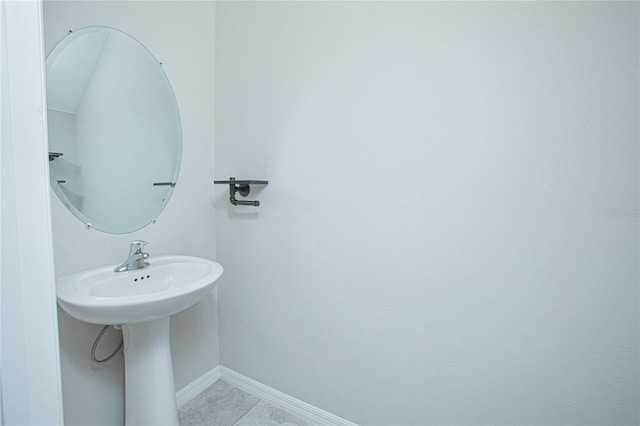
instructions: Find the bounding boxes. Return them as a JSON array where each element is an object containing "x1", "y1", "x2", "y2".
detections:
[{"x1": 46, "y1": 27, "x2": 182, "y2": 234}]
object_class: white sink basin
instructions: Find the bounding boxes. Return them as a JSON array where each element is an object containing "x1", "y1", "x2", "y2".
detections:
[
  {"x1": 57, "y1": 255, "x2": 223, "y2": 325},
  {"x1": 57, "y1": 255, "x2": 223, "y2": 425}
]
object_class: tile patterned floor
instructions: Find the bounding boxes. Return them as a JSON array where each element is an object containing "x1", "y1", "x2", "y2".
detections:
[{"x1": 179, "y1": 380, "x2": 310, "y2": 426}]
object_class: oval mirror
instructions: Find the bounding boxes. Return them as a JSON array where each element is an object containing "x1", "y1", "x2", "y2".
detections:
[{"x1": 46, "y1": 27, "x2": 182, "y2": 234}]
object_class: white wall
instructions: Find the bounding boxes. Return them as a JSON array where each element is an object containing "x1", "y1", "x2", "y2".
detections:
[
  {"x1": 215, "y1": 2, "x2": 639, "y2": 425},
  {"x1": 1, "y1": 0, "x2": 64, "y2": 423},
  {"x1": 43, "y1": 2, "x2": 216, "y2": 425}
]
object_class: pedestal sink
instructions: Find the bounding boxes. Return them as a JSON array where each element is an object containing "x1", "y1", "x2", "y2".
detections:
[{"x1": 56, "y1": 255, "x2": 223, "y2": 425}]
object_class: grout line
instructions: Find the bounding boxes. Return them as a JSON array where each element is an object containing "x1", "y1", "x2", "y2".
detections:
[{"x1": 230, "y1": 397, "x2": 261, "y2": 426}]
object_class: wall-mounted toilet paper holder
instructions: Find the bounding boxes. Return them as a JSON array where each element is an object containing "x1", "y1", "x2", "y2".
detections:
[{"x1": 214, "y1": 177, "x2": 268, "y2": 207}]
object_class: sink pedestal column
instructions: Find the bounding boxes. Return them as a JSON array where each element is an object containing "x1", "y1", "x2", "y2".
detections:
[{"x1": 122, "y1": 317, "x2": 179, "y2": 426}]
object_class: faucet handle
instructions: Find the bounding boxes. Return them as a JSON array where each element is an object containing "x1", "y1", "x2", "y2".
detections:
[{"x1": 129, "y1": 240, "x2": 149, "y2": 254}]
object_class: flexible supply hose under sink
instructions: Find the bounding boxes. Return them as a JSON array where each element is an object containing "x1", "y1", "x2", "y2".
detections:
[{"x1": 91, "y1": 325, "x2": 123, "y2": 363}]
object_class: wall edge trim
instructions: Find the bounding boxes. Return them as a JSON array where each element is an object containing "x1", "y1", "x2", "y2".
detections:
[
  {"x1": 175, "y1": 365, "x2": 221, "y2": 408},
  {"x1": 175, "y1": 365, "x2": 357, "y2": 425},
  {"x1": 219, "y1": 366, "x2": 358, "y2": 426}
]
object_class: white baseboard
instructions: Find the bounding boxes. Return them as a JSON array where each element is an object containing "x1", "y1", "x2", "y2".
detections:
[
  {"x1": 175, "y1": 365, "x2": 357, "y2": 426},
  {"x1": 220, "y1": 366, "x2": 358, "y2": 426},
  {"x1": 175, "y1": 365, "x2": 221, "y2": 408}
]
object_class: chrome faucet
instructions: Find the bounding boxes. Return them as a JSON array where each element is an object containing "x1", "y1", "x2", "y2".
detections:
[{"x1": 114, "y1": 240, "x2": 150, "y2": 272}]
